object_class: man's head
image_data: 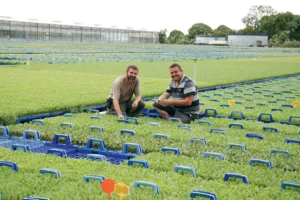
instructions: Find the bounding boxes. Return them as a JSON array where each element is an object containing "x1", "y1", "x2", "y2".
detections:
[
  {"x1": 169, "y1": 63, "x2": 183, "y2": 83},
  {"x1": 126, "y1": 65, "x2": 139, "y2": 82}
]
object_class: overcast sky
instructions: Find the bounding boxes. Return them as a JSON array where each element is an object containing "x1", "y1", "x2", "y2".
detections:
[{"x1": 1, "y1": 0, "x2": 300, "y2": 34}]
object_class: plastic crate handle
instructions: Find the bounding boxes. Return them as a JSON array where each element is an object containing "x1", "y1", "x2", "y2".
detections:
[
  {"x1": 117, "y1": 119, "x2": 130, "y2": 124},
  {"x1": 134, "y1": 181, "x2": 160, "y2": 194},
  {"x1": 270, "y1": 149, "x2": 290, "y2": 157},
  {"x1": 271, "y1": 108, "x2": 283, "y2": 112},
  {"x1": 174, "y1": 166, "x2": 196, "y2": 178},
  {"x1": 258, "y1": 113, "x2": 274, "y2": 122},
  {"x1": 223, "y1": 173, "x2": 248, "y2": 184},
  {"x1": 90, "y1": 116, "x2": 102, "y2": 120},
  {"x1": 47, "y1": 148, "x2": 67, "y2": 158},
  {"x1": 0, "y1": 161, "x2": 18, "y2": 172},
  {"x1": 89, "y1": 126, "x2": 104, "y2": 132},
  {"x1": 210, "y1": 129, "x2": 226, "y2": 134},
  {"x1": 285, "y1": 138, "x2": 300, "y2": 144},
  {"x1": 229, "y1": 123, "x2": 244, "y2": 129},
  {"x1": 86, "y1": 154, "x2": 106, "y2": 161},
  {"x1": 203, "y1": 152, "x2": 225, "y2": 160},
  {"x1": 161, "y1": 147, "x2": 180, "y2": 156},
  {"x1": 230, "y1": 111, "x2": 245, "y2": 120},
  {"x1": 281, "y1": 182, "x2": 300, "y2": 190},
  {"x1": 128, "y1": 160, "x2": 149, "y2": 168},
  {"x1": 51, "y1": 134, "x2": 72, "y2": 146},
  {"x1": 246, "y1": 133, "x2": 264, "y2": 140},
  {"x1": 147, "y1": 122, "x2": 160, "y2": 127},
  {"x1": 153, "y1": 134, "x2": 169, "y2": 140},
  {"x1": 249, "y1": 159, "x2": 272, "y2": 169},
  {"x1": 169, "y1": 117, "x2": 182, "y2": 122},
  {"x1": 23, "y1": 130, "x2": 41, "y2": 141},
  {"x1": 228, "y1": 143, "x2": 247, "y2": 151},
  {"x1": 0, "y1": 126, "x2": 9, "y2": 137},
  {"x1": 83, "y1": 175, "x2": 105, "y2": 183},
  {"x1": 63, "y1": 113, "x2": 76, "y2": 118},
  {"x1": 40, "y1": 168, "x2": 61, "y2": 178},
  {"x1": 263, "y1": 126, "x2": 278, "y2": 132},
  {"x1": 31, "y1": 119, "x2": 45, "y2": 126},
  {"x1": 11, "y1": 144, "x2": 30, "y2": 152},
  {"x1": 190, "y1": 190, "x2": 217, "y2": 200},
  {"x1": 197, "y1": 120, "x2": 212, "y2": 126},
  {"x1": 60, "y1": 122, "x2": 74, "y2": 129},
  {"x1": 204, "y1": 108, "x2": 217, "y2": 117},
  {"x1": 178, "y1": 126, "x2": 191, "y2": 131},
  {"x1": 86, "y1": 138, "x2": 106, "y2": 151},
  {"x1": 126, "y1": 117, "x2": 139, "y2": 125},
  {"x1": 120, "y1": 130, "x2": 135, "y2": 136},
  {"x1": 122, "y1": 143, "x2": 142, "y2": 155},
  {"x1": 22, "y1": 197, "x2": 49, "y2": 200},
  {"x1": 190, "y1": 138, "x2": 206, "y2": 145},
  {"x1": 88, "y1": 109, "x2": 100, "y2": 114}
]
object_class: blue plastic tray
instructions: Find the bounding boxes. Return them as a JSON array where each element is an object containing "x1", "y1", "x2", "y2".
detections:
[
  {"x1": 30, "y1": 134, "x2": 139, "y2": 165},
  {"x1": 0, "y1": 129, "x2": 45, "y2": 150}
]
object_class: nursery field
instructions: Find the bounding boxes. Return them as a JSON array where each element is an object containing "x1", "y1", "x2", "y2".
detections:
[
  {"x1": 0, "y1": 42, "x2": 300, "y2": 200},
  {"x1": 1, "y1": 56, "x2": 300, "y2": 125},
  {"x1": 1, "y1": 72, "x2": 300, "y2": 199},
  {"x1": 1, "y1": 109, "x2": 300, "y2": 199}
]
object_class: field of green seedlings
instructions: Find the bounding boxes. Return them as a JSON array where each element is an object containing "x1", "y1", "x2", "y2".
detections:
[
  {"x1": 142, "y1": 74, "x2": 300, "y2": 123},
  {"x1": 1, "y1": 109, "x2": 300, "y2": 199},
  {"x1": 1, "y1": 56, "x2": 300, "y2": 125},
  {"x1": 1, "y1": 42, "x2": 300, "y2": 199}
]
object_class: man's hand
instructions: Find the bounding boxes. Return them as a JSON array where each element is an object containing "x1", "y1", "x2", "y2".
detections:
[
  {"x1": 118, "y1": 114, "x2": 125, "y2": 118},
  {"x1": 132, "y1": 100, "x2": 139, "y2": 110},
  {"x1": 157, "y1": 99, "x2": 171, "y2": 107}
]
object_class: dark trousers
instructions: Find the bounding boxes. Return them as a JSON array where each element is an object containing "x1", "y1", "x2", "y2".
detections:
[
  {"x1": 107, "y1": 98, "x2": 145, "y2": 117},
  {"x1": 153, "y1": 102, "x2": 198, "y2": 124}
]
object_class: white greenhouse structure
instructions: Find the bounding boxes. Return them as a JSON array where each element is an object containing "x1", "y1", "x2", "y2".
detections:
[{"x1": 227, "y1": 34, "x2": 268, "y2": 46}]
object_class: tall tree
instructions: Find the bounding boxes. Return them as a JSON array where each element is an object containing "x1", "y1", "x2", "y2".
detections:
[
  {"x1": 188, "y1": 23, "x2": 212, "y2": 40},
  {"x1": 159, "y1": 29, "x2": 167, "y2": 44},
  {"x1": 168, "y1": 30, "x2": 184, "y2": 44},
  {"x1": 260, "y1": 12, "x2": 300, "y2": 40},
  {"x1": 213, "y1": 25, "x2": 234, "y2": 36},
  {"x1": 242, "y1": 5, "x2": 277, "y2": 31},
  {"x1": 291, "y1": 15, "x2": 300, "y2": 41},
  {"x1": 237, "y1": 27, "x2": 257, "y2": 35}
]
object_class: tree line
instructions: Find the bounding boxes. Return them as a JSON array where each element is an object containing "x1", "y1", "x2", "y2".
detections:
[{"x1": 159, "y1": 5, "x2": 300, "y2": 47}]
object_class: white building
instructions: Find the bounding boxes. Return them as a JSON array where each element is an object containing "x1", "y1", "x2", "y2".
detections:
[
  {"x1": 227, "y1": 34, "x2": 268, "y2": 46},
  {"x1": 194, "y1": 36, "x2": 227, "y2": 45}
]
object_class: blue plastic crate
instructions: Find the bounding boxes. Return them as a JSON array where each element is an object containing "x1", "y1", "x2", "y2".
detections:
[
  {"x1": 0, "y1": 130, "x2": 45, "y2": 150},
  {"x1": 30, "y1": 134, "x2": 139, "y2": 165}
]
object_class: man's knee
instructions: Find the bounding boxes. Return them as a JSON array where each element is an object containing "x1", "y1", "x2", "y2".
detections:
[
  {"x1": 138, "y1": 101, "x2": 145, "y2": 108},
  {"x1": 175, "y1": 111, "x2": 194, "y2": 124},
  {"x1": 106, "y1": 108, "x2": 113, "y2": 115},
  {"x1": 152, "y1": 102, "x2": 163, "y2": 110}
]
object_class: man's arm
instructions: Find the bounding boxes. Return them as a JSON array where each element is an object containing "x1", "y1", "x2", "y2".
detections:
[
  {"x1": 112, "y1": 79, "x2": 124, "y2": 118},
  {"x1": 132, "y1": 78, "x2": 142, "y2": 109},
  {"x1": 132, "y1": 95, "x2": 142, "y2": 109},
  {"x1": 159, "y1": 95, "x2": 193, "y2": 107},
  {"x1": 113, "y1": 99, "x2": 124, "y2": 118},
  {"x1": 158, "y1": 92, "x2": 171, "y2": 101},
  {"x1": 159, "y1": 80, "x2": 196, "y2": 107}
]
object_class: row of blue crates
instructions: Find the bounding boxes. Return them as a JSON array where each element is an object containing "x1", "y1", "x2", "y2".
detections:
[{"x1": 0, "y1": 126, "x2": 140, "y2": 165}]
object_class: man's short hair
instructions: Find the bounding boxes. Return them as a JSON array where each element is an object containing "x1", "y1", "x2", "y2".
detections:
[
  {"x1": 169, "y1": 63, "x2": 182, "y2": 71},
  {"x1": 127, "y1": 65, "x2": 139, "y2": 72}
]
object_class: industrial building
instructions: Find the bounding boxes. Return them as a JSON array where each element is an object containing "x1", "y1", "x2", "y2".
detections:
[
  {"x1": 0, "y1": 18, "x2": 159, "y2": 44},
  {"x1": 195, "y1": 34, "x2": 268, "y2": 46},
  {"x1": 194, "y1": 36, "x2": 227, "y2": 45}
]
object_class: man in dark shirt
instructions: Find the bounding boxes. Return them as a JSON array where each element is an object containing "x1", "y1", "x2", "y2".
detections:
[{"x1": 153, "y1": 63, "x2": 199, "y2": 123}]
